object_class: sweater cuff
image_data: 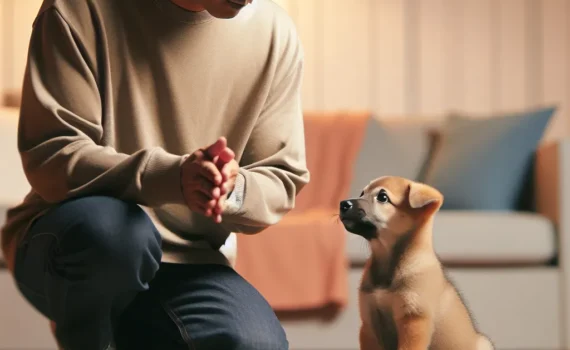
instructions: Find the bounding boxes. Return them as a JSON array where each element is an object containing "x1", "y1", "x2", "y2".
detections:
[
  {"x1": 140, "y1": 149, "x2": 187, "y2": 206},
  {"x1": 224, "y1": 172, "x2": 245, "y2": 215}
]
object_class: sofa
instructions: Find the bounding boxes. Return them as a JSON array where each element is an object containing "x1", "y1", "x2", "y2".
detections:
[
  {"x1": 252, "y1": 110, "x2": 567, "y2": 350},
  {"x1": 0, "y1": 106, "x2": 569, "y2": 350}
]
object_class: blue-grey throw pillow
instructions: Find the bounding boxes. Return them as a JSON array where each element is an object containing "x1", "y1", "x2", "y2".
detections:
[{"x1": 422, "y1": 106, "x2": 556, "y2": 210}]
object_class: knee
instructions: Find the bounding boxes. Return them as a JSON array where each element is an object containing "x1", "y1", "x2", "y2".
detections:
[
  {"x1": 219, "y1": 315, "x2": 288, "y2": 350},
  {"x1": 225, "y1": 325, "x2": 288, "y2": 350},
  {"x1": 56, "y1": 196, "x2": 162, "y2": 287}
]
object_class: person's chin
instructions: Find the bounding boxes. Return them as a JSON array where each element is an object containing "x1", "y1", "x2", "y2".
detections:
[{"x1": 208, "y1": 1, "x2": 246, "y2": 18}]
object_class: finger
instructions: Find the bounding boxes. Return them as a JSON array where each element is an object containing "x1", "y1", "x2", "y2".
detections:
[
  {"x1": 199, "y1": 161, "x2": 223, "y2": 185},
  {"x1": 187, "y1": 199, "x2": 211, "y2": 217},
  {"x1": 216, "y1": 147, "x2": 235, "y2": 166},
  {"x1": 191, "y1": 204, "x2": 211, "y2": 217},
  {"x1": 204, "y1": 137, "x2": 227, "y2": 160},
  {"x1": 219, "y1": 162, "x2": 237, "y2": 184},
  {"x1": 187, "y1": 176, "x2": 221, "y2": 199},
  {"x1": 194, "y1": 192, "x2": 217, "y2": 213},
  {"x1": 219, "y1": 179, "x2": 235, "y2": 196},
  {"x1": 199, "y1": 176, "x2": 221, "y2": 199},
  {"x1": 214, "y1": 198, "x2": 225, "y2": 214},
  {"x1": 212, "y1": 202, "x2": 223, "y2": 223}
]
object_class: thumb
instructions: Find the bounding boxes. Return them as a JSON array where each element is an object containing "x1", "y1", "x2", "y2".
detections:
[{"x1": 204, "y1": 137, "x2": 227, "y2": 159}]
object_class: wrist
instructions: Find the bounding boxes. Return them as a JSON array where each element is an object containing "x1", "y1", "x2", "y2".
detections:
[
  {"x1": 179, "y1": 154, "x2": 191, "y2": 204},
  {"x1": 224, "y1": 172, "x2": 245, "y2": 215}
]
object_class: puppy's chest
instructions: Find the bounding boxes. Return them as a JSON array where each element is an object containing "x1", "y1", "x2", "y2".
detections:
[
  {"x1": 360, "y1": 289, "x2": 400, "y2": 350},
  {"x1": 360, "y1": 285, "x2": 422, "y2": 320},
  {"x1": 361, "y1": 288, "x2": 394, "y2": 313}
]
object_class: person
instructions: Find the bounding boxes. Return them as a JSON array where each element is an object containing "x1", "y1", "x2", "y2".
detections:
[{"x1": 0, "y1": 0, "x2": 310, "y2": 348}]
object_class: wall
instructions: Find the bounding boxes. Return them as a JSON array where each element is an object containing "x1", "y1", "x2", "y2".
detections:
[
  {"x1": 275, "y1": 0, "x2": 569, "y2": 140},
  {"x1": 1, "y1": 0, "x2": 569, "y2": 139}
]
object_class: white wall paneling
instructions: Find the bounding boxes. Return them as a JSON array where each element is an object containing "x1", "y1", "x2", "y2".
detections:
[
  {"x1": 0, "y1": 0, "x2": 41, "y2": 93},
  {"x1": 11, "y1": 0, "x2": 41, "y2": 92},
  {"x1": 321, "y1": 0, "x2": 372, "y2": 110},
  {"x1": 370, "y1": 0, "x2": 407, "y2": 115},
  {"x1": 417, "y1": 0, "x2": 446, "y2": 116},
  {"x1": 462, "y1": 0, "x2": 494, "y2": 114},
  {"x1": 497, "y1": 0, "x2": 529, "y2": 111},
  {"x1": 541, "y1": 0, "x2": 569, "y2": 142},
  {"x1": 287, "y1": 0, "x2": 319, "y2": 110},
  {"x1": 0, "y1": 0, "x2": 569, "y2": 137},
  {"x1": 0, "y1": 0, "x2": 11, "y2": 94},
  {"x1": 442, "y1": 0, "x2": 464, "y2": 113}
]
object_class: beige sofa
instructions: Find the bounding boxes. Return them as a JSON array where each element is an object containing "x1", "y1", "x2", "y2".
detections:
[
  {"x1": 277, "y1": 115, "x2": 570, "y2": 350},
  {"x1": 0, "y1": 106, "x2": 569, "y2": 349}
]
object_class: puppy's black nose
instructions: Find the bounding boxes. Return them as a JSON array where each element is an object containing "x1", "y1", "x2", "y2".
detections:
[{"x1": 340, "y1": 200, "x2": 353, "y2": 213}]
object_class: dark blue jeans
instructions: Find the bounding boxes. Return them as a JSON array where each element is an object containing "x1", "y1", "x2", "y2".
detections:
[{"x1": 13, "y1": 196, "x2": 288, "y2": 350}]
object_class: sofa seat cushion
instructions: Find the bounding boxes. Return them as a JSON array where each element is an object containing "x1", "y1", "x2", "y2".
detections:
[{"x1": 347, "y1": 211, "x2": 556, "y2": 266}]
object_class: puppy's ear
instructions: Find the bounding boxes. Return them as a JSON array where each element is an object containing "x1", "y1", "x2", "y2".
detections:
[{"x1": 408, "y1": 182, "x2": 444, "y2": 211}]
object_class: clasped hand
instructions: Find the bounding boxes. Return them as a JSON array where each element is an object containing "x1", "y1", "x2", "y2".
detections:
[{"x1": 180, "y1": 137, "x2": 239, "y2": 223}]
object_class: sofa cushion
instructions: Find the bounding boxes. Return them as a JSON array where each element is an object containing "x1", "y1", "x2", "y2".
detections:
[
  {"x1": 347, "y1": 211, "x2": 556, "y2": 266},
  {"x1": 422, "y1": 106, "x2": 556, "y2": 211}
]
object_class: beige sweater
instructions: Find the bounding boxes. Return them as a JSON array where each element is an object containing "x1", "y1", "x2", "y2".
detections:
[{"x1": 1, "y1": 0, "x2": 309, "y2": 271}]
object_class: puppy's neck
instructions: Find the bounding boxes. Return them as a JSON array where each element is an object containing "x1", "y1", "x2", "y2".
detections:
[{"x1": 365, "y1": 219, "x2": 435, "y2": 290}]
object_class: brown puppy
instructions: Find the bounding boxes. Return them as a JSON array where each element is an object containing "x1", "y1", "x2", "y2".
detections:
[{"x1": 339, "y1": 176, "x2": 493, "y2": 350}]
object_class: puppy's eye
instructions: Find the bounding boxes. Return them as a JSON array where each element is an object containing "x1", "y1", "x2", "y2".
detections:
[
  {"x1": 376, "y1": 189, "x2": 390, "y2": 203},
  {"x1": 359, "y1": 191, "x2": 364, "y2": 197}
]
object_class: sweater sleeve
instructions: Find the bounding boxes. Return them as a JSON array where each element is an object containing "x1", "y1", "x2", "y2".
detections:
[
  {"x1": 220, "y1": 29, "x2": 310, "y2": 234},
  {"x1": 18, "y1": 8, "x2": 187, "y2": 207}
]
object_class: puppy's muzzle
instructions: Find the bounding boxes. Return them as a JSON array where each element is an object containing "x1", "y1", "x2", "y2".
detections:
[
  {"x1": 339, "y1": 200, "x2": 376, "y2": 239},
  {"x1": 340, "y1": 200, "x2": 365, "y2": 219}
]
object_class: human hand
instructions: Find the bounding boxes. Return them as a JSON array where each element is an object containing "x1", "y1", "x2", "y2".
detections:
[
  {"x1": 214, "y1": 157, "x2": 240, "y2": 215},
  {"x1": 181, "y1": 137, "x2": 231, "y2": 223}
]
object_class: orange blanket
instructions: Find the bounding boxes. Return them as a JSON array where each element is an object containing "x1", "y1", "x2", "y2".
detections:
[{"x1": 235, "y1": 111, "x2": 370, "y2": 312}]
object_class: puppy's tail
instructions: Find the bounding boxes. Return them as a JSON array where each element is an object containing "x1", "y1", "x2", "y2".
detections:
[{"x1": 476, "y1": 334, "x2": 494, "y2": 350}]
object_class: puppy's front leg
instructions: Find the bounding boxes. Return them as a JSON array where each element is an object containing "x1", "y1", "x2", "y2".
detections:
[
  {"x1": 396, "y1": 315, "x2": 433, "y2": 350},
  {"x1": 359, "y1": 324, "x2": 382, "y2": 350}
]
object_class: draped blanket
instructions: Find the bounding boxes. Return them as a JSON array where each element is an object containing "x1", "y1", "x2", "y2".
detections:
[{"x1": 235, "y1": 111, "x2": 371, "y2": 311}]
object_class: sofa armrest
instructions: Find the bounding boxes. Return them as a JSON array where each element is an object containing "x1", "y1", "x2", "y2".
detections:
[
  {"x1": 536, "y1": 138, "x2": 570, "y2": 346},
  {"x1": 536, "y1": 139, "x2": 570, "y2": 238},
  {"x1": 536, "y1": 140, "x2": 569, "y2": 226}
]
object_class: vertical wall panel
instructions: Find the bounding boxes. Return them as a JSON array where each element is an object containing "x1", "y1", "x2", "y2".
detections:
[
  {"x1": 541, "y1": 0, "x2": 569, "y2": 141},
  {"x1": 371, "y1": 0, "x2": 406, "y2": 116},
  {"x1": 321, "y1": 0, "x2": 371, "y2": 110},
  {"x1": 289, "y1": 0, "x2": 320, "y2": 110},
  {"x1": 497, "y1": 0, "x2": 528, "y2": 111},
  {"x1": 417, "y1": 0, "x2": 446, "y2": 116},
  {"x1": 404, "y1": 0, "x2": 419, "y2": 115},
  {"x1": 442, "y1": 0, "x2": 464, "y2": 111},
  {"x1": 0, "y1": 0, "x2": 7, "y2": 95},
  {"x1": 462, "y1": 0, "x2": 494, "y2": 114},
  {"x1": 10, "y1": 0, "x2": 41, "y2": 90},
  {"x1": 526, "y1": 0, "x2": 542, "y2": 108},
  {"x1": 272, "y1": 0, "x2": 292, "y2": 12}
]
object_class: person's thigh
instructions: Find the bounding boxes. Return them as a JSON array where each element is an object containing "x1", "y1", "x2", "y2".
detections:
[
  {"x1": 115, "y1": 263, "x2": 289, "y2": 350},
  {"x1": 14, "y1": 196, "x2": 162, "y2": 350}
]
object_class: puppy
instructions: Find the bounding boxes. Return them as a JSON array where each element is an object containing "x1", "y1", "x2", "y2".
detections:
[{"x1": 339, "y1": 176, "x2": 493, "y2": 350}]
